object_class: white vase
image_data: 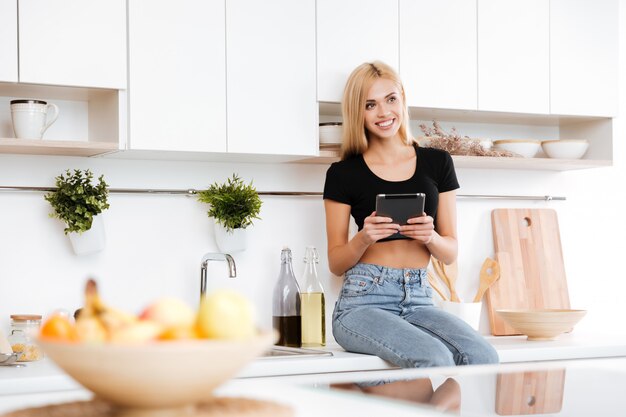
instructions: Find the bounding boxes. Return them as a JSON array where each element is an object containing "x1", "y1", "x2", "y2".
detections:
[
  {"x1": 214, "y1": 221, "x2": 248, "y2": 253},
  {"x1": 68, "y1": 215, "x2": 106, "y2": 256}
]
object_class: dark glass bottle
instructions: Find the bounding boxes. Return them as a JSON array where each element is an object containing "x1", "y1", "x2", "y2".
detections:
[{"x1": 272, "y1": 247, "x2": 302, "y2": 347}]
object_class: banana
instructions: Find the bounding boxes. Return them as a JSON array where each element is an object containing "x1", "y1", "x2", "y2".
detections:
[{"x1": 77, "y1": 279, "x2": 137, "y2": 340}]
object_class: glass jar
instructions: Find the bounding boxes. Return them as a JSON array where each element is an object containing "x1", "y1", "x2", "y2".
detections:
[{"x1": 8, "y1": 314, "x2": 44, "y2": 362}]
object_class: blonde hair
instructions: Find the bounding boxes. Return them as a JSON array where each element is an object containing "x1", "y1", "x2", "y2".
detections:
[{"x1": 340, "y1": 61, "x2": 414, "y2": 160}]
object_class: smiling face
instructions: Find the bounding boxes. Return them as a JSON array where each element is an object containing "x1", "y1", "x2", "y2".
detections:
[{"x1": 363, "y1": 78, "x2": 404, "y2": 142}]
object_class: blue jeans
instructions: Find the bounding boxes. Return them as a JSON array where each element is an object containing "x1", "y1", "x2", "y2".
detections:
[{"x1": 332, "y1": 263, "x2": 499, "y2": 368}]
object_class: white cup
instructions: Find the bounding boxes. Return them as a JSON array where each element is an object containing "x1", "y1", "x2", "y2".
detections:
[
  {"x1": 440, "y1": 300, "x2": 482, "y2": 331},
  {"x1": 10, "y1": 99, "x2": 59, "y2": 140}
]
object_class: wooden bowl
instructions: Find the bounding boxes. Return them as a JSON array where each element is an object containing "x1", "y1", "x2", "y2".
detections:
[
  {"x1": 495, "y1": 309, "x2": 587, "y2": 341},
  {"x1": 38, "y1": 331, "x2": 274, "y2": 409}
]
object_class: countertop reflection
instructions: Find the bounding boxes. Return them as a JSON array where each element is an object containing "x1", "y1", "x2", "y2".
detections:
[{"x1": 316, "y1": 357, "x2": 626, "y2": 416}]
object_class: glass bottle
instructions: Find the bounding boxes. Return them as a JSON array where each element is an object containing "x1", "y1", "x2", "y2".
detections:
[
  {"x1": 7, "y1": 314, "x2": 44, "y2": 362},
  {"x1": 272, "y1": 247, "x2": 302, "y2": 347},
  {"x1": 300, "y1": 246, "x2": 326, "y2": 347}
]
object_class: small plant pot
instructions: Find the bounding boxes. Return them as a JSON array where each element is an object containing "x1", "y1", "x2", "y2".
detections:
[
  {"x1": 68, "y1": 215, "x2": 106, "y2": 256},
  {"x1": 214, "y1": 220, "x2": 247, "y2": 253}
]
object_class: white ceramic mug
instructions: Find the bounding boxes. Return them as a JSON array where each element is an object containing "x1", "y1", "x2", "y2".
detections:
[{"x1": 10, "y1": 99, "x2": 59, "y2": 140}]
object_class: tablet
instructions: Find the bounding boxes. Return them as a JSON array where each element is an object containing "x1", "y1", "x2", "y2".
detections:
[{"x1": 375, "y1": 193, "x2": 426, "y2": 241}]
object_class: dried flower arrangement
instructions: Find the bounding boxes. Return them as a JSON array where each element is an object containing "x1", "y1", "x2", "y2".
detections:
[{"x1": 418, "y1": 121, "x2": 514, "y2": 157}]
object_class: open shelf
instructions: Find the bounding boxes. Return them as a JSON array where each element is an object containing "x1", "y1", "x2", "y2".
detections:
[
  {"x1": 296, "y1": 147, "x2": 612, "y2": 171},
  {"x1": 317, "y1": 102, "x2": 614, "y2": 171},
  {"x1": 0, "y1": 138, "x2": 119, "y2": 157},
  {"x1": 0, "y1": 82, "x2": 125, "y2": 157}
]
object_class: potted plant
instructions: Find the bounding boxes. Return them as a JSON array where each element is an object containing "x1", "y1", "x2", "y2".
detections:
[
  {"x1": 197, "y1": 174, "x2": 262, "y2": 253},
  {"x1": 44, "y1": 169, "x2": 110, "y2": 255}
]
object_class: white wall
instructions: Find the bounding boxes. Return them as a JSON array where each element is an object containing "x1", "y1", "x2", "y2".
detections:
[{"x1": 1, "y1": 2, "x2": 625, "y2": 341}]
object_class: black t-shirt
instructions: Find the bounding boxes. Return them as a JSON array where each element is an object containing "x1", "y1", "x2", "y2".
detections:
[{"x1": 323, "y1": 146, "x2": 459, "y2": 234}]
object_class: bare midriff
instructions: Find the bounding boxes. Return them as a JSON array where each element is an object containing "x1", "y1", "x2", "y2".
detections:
[{"x1": 359, "y1": 238, "x2": 430, "y2": 269}]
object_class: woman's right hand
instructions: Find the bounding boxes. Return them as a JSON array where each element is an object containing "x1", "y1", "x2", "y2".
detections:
[{"x1": 360, "y1": 211, "x2": 400, "y2": 245}]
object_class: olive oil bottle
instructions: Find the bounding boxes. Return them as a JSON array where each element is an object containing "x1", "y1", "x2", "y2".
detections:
[
  {"x1": 300, "y1": 246, "x2": 325, "y2": 347},
  {"x1": 272, "y1": 247, "x2": 302, "y2": 347}
]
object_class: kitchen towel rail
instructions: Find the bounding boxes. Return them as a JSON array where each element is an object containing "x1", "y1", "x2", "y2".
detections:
[{"x1": 0, "y1": 185, "x2": 565, "y2": 200}]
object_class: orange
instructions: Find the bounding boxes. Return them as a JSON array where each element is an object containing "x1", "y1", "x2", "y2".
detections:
[
  {"x1": 158, "y1": 325, "x2": 201, "y2": 341},
  {"x1": 40, "y1": 314, "x2": 77, "y2": 341}
]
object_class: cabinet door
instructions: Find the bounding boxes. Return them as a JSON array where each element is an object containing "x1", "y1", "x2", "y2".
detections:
[
  {"x1": 18, "y1": 0, "x2": 126, "y2": 89},
  {"x1": 550, "y1": 0, "x2": 618, "y2": 117},
  {"x1": 0, "y1": 0, "x2": 18, "y2": 82},
  {"x1": 317, "y1": 0, "x2": 399, "y2": 103},
  {"x1": 128, "y1": 0, "x2": 226, "y2": 152},
  {"x1": 400, "y1": 0, "x2": 477, "y2": 110},
  {"x1": 478, "y1": 0, "x2": 549, "y2": 114},
  {"x1": 226, "y1": 0, "x2": 317, "y2": 156}
]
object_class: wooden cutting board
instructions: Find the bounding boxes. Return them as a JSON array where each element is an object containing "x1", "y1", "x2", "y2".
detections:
[
  {"x1": 496, "y1": 369, "x2": 566, "y2": 415},
  {"x1": 487, "y1": 209, "x2": 571, "y2": 335}
]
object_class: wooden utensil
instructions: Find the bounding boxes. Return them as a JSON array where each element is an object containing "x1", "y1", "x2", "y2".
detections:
[
  {"x1": 442, "y1": 260, "x2": 460, "y2": 302},
  {"x1": 487, "y1": 209, "x2": 571, "y2": 335},
  {"x1": 473, "y1": 257, "x2": 500, "y2": 302},
  {"x1": 427, "y1": 271, "x2": 449, "y2": 301},
  {"x1": 431, "y1": 257, "x2": 447, "y2": 285},
  {"x1": 431, "y1": 257, "x2": 460, "y2": 302}
]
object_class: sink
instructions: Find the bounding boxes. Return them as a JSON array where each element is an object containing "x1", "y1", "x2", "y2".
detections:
[{"x1": 257, "y1": 346, "x2": 333, "y2": 360}]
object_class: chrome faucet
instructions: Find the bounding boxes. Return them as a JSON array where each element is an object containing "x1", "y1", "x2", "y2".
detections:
[{"x1": 200, "y1": 253, "x2": 237, "y2": 297}]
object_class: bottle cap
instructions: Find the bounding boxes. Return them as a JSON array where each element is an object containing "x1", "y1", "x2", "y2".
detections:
[
  {"x1": 10, "y1": 314, "x2": 42, "y2": 322},
  {"x1": 304, "y1": 246, "x2": 319, "y2": 262}
]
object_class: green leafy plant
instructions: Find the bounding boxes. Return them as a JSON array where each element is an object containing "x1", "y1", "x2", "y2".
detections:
[
  {"x1": 44, "y1": 169, "x2": 110, "y2": 235},
  {"x1": 197, "y1": 174, "x2": 262, "y2": 232}
]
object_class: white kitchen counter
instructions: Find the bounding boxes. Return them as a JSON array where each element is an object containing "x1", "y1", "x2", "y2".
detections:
[
  {"x1": 2, "y1": 331, "x2": 626, "y2": 397},
  {"x1": 4, "y1": 356, "x2": 626, "y2": 416},
  {"x1": 242, "y1": 331, "x2": 626, "y2": 378}
]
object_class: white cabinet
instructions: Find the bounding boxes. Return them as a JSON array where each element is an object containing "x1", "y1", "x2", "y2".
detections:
[
  {"x1": 128, "y1": 0, "x2": 226, "y2": 152},
  {"x1": 226, "y1": 0, "x2": 317, "y2": 156},
  {"x1": 550, "y1": 0, "x2": 618, "y2": 117},
  {"x1": 399, "y1": 0, "x2": 477, "y2": 110},
  {"x1": 18, "y1": 0, "x2": 126, "y2": 89},
  {"x1": 477, "y1": 0, "x2": 549, "y2": 114},
  {"x1": 0, "y1": 0, "x2": 18, "y2": 82},
  {"x1": 317, "y1": 0, "x2": 399, "y2": 103}
]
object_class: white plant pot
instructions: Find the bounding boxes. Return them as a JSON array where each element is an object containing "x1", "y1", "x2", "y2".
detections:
[
  {"x1": 68, "y1": 215, "x2": 106, "y2": 256},
  {"x1": 214, "y1": 221, "x2": 248, "y2": 253}
]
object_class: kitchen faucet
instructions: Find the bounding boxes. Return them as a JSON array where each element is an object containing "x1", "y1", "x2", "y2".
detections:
[{"x1": 200, "y1": 253, "x2": 237, "y2": 297}]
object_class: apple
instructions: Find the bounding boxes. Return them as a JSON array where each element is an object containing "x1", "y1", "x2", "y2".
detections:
[
  {"x1": 139, "y1": 298, "x2": 195, "y2": 331},
  {"x1": 197, "y1": 290, "x2": 256, "y2": 340},
  {"x1": 109, "y1": 321, "x2": 163, "y2": 344}
]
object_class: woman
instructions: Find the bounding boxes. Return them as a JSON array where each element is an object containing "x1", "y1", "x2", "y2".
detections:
[{"x1": 323, "y1": 61, "x2": 498, "y2": 368}]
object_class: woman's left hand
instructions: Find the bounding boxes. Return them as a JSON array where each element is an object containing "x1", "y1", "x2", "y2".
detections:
[{"x1": 399, "y1": 214, "x2": 435, "y2": 244}]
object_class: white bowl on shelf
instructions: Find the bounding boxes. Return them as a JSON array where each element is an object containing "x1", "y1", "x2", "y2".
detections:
[
  {"x1": 492, "y1": 140, "x2": 541, "y2": 158},
  {"x1": 319, "y1": 122, "x2": 343, "y2": 145},
  {"x1": 541, "y1": 139, "x2": 589, "y2": 159}
]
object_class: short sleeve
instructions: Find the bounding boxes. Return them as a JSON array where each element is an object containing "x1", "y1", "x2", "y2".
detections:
[
  {"x1": 323, "y1": 162, "x2": 351, "y2": 205},
  {"x1": 438, "y1": 151, "x2": 460, "y2": 193}
]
